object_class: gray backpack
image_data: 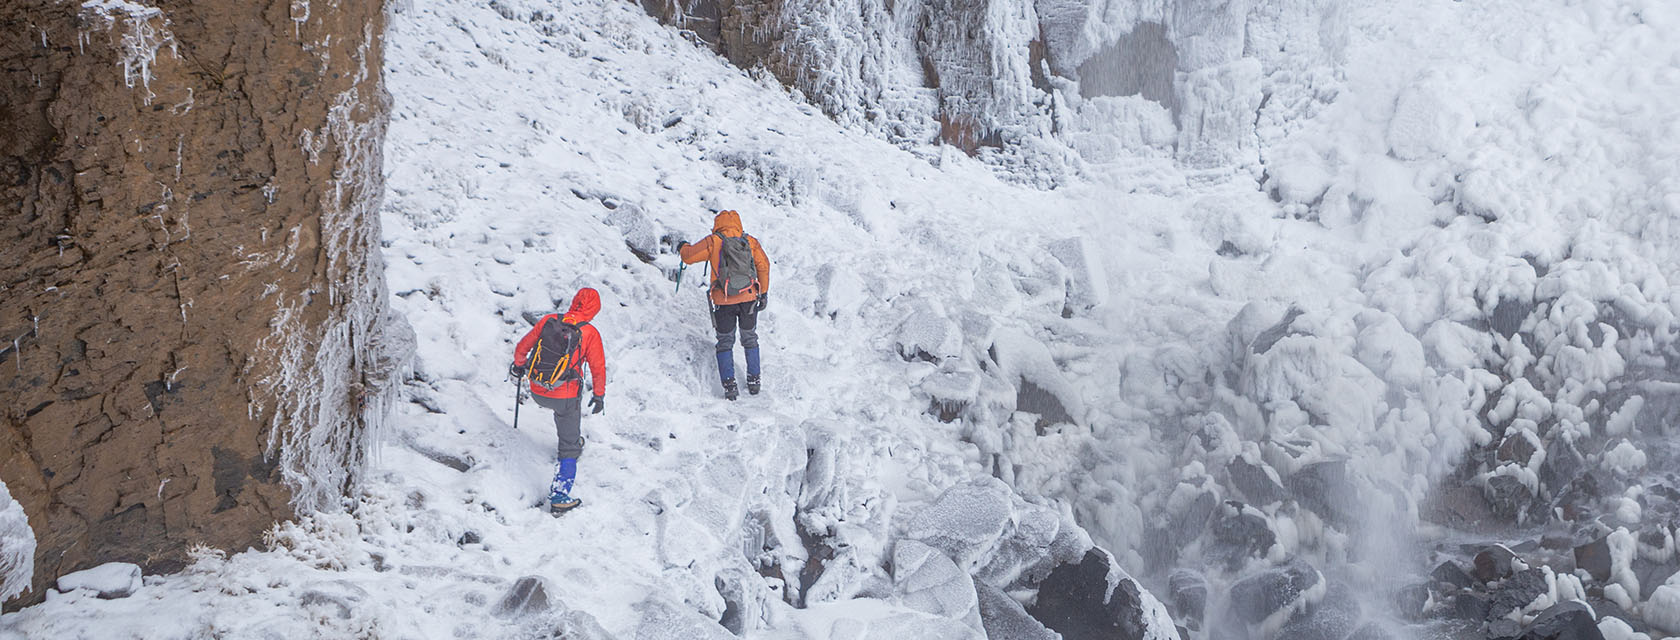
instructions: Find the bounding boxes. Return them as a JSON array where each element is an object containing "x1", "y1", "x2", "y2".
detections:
[{"x1": 714, "y1": 231, "x2": 757, "y2": 297}]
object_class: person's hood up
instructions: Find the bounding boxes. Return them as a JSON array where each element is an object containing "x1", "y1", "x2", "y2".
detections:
[
  {"x1": 561, "y1": 287, "x2": 600, "y2": 323},
  {"x1": 712, "y1": 210, "x2": 743, "y2": 236}
]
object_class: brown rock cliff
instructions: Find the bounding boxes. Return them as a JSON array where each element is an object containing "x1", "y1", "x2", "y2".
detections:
[{"x1": 0, "y1": 0, "x2": 404, "y2": 607}]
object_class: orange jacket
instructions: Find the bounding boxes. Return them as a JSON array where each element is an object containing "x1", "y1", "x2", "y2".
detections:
[
  {"x1": 679, "y1": 210, "x2": 771, "y2": 306},
  {"x1": 513, "y1": 288, "x2": 606, "y2": 399}
]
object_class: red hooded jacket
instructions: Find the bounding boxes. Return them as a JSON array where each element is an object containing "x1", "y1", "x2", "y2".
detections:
[{"x1": 513, "y1": 288, "x2": 606, "y2": 399}]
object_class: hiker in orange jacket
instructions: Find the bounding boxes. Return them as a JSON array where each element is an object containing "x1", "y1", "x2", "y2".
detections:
[
  {"x1": 677, "y1": 210, "x2": 770, "y2": 400},
  {"x1": 510, "y1": 287, "x2": 606, "y2": 512}
]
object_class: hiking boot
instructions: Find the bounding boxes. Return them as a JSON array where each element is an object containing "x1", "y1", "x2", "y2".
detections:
[
  {"x1": 746, "y1": 374, "x2": 761, "y2": 395},
  {"x1": 550, "y1": 493, "x2": 581, "y2": 513},
  {"x1": 723, "y1": 378, "x2": 739, "y2": 401}
]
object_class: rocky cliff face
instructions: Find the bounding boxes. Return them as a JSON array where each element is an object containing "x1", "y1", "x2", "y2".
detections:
[
  {"x1": 0, "y1": 0, "x2": 404, "y2": 607},
  {"x1": 637, "y1": 0, "x2": 1265, "y2": 177}
]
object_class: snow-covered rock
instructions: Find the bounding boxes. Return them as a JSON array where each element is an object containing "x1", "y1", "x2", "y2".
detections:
[
  {"x1": 55, "y1": 562, "x2": 141, "y2": 600},
  {"x1": 890, "y1": 540, "x2": 983, "y2": 631}
]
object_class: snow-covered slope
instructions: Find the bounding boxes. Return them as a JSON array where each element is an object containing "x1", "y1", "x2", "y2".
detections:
[{"x1": 4, "y1": 0, "x2": 1678, "y2": 637}]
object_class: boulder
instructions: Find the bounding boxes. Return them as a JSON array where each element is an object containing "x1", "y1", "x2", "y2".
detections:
[
  {"x1": 892, "y1": 540, "x2": 982, "y2": 631},
  {"x1": 975, "y1": 581, "x2": 1057, "y2": 640},
  {"x1": 1518, "y1": 601, "x2": 1603, "y2": 640},
  {"x1": 1487, "y1": 569, "x2": 1547, "y2": 621},
  {"x1": 1228, "y1": 457, "x2": 1286, "y2": 505},
  {"x1": 903, "y1": 480, "x2": 1013, "y2": 570},
  {"x1": 1208, "y1": 502, "x2": 1276, "y2": 569},
  {"x1": 54, "y1": 562, "x2": 141, "y2": 599},
  {"x1": 1431, "y1": 560, "x2": 1475, "y2": 590},
  {"x1": 1167, "y1": 569, "x2": 1209, "y2": 625},
  {"x1": 493, "y1": 576, "x2": 550, "y2": 618},
  {"x1": 1575, "y1": 535, "x2": 1612, "y2": 582},
  {"x1": 1275, "y1": 583, "x2": 1360, "y2": 640},
  {"x1": 1394, "y1": 583, "x2": 1429, "y2": 621},
  {"x1": 1486, "y1": 475, "x2": 1534, "y2": 522},
  {"x1": 1223, "y1": 558, "x2": 1324, "y2": 630},
  {"x1": 1538, "y1": 435, "x2": 1586, "y2": 497},
  {"x1": 1026, "y1": 548, "x2": 1175, "y2": 640},
  {"x1": 1288, "y1": 461, "x2": 1362, "y2": 527},
  {"x1": 1474, "y1": 545, "x2": 1520, "y2": 583}
]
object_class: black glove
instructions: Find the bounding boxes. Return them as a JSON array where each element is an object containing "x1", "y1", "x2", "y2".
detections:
[
  {"x1": 589, "y1": 395, "x2": 605, "y2": 414},
  {"x1": 754, "y1": 293, "x2": 768, "y2": 312},
  {"x1": 509, "y1": 361, "x2": 525, "y2": 379},
  {"x1": 675, "y1": 240, "x2": 690, "y2": 252}
]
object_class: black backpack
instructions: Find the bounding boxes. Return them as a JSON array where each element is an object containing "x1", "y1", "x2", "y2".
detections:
[
  {"x1": 714, "y1": 232, "x2": 757, "y2": 297},
  {"x1": 527, "y1": 317, "x2": 587, "y2": 390}
]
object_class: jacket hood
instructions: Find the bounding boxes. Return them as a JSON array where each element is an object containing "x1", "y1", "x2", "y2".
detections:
[
  {"x1": 562, "y1": 287, "x2": 600, "y2": 323},
  {"x1": 712, "y1": 210, "x2": 743, "y2": 236}
]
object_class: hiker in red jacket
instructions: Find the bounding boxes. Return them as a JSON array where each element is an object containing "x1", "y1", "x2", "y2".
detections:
[
  {"x1": 510, "y1": 287, "x2": 605, "y2": 513},
  {"x1": 677, "y1": 210, "x2": 770, "y2": 400}
]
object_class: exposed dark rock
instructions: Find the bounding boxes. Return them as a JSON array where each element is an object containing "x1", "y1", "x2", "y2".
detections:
[
  {"x1": 1487, "y1": 569, "x2": 1547, "y2": 621},
  {"x1": 1167, "y1": 569, "x2": 1208, "y2": 625},
  {"x1": 1443, "y1": 591, "x2": 1490, "y2": 622},
  {"x1": 1208, "y1": 503, "x2": 1276, "y2": 569},
  {"x1": 1225, "y1": 559, "x2": 1322, "y2": 627},
  {"x1": 1228, "y1": 457, "x2": 1286, "y2": 505},
  {"x1": 1539, "y1": 435, "x2": 1586, "y2": 498},
  {"x1": 1573, "y1": 536, "x2": 1611, "y2": 582},
  {"x1": 493, "y1": 576, "x2": 550, "y2": 618},
  {"x1": 1432, "y1": 560, "x2": 1475, "y2": 590},
  {"x1": 1486, "y1": 475, "x2": 1534, "y2": 522},
  {"x1": 1518, "y1": 601, "x2": 1603, "y2": 640},
  {"x1": 1288, "y1": 460, "x2": 1361, "y2": 527},
  {"x1": 1488, "y1": 618, "x2": 1524, "y2": 640},
  {"x1": 1497, "y1": 433, "x2": 1539, "y2": 467},
  {"x1": 1172, "y1": 491, "x2": 1220, "y2": 542},
  {"x1": 1027, "y1": 549, "x2": 1168, "y2": 640},
  {"x1": 1473, "y1": 545, "x2": 1519, "y2": 583},
  {"x1": 1490, "y1": 297, "x2": 1532, "y2": 338},
  {"x1": 1394, "y1": 583, "x2": 1429, "y2": 621}
]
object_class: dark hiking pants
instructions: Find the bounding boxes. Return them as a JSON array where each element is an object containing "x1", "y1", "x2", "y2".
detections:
[
  {"x1": 712, "y1": 301, "x2": 759, "y2": 352},
  {"x1": 532, "y1": 393, "x2": 584, "y2": 458}
]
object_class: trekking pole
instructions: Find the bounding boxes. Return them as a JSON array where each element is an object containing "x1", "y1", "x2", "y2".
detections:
[{"x1": 512, "y1": 374, "x2": 524, "y2": 430}]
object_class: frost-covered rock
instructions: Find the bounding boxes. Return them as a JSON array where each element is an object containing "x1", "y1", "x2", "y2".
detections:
[
  {"x1": 0, "y1": 479, "x2": 34, "y2": 603},
  {"x1": 55, "y1": 562, "x2": 141, "y2": 599},
  {"x1": 1647, "y1": 580, "x2": 1680, "y2": 636},
  {"x1": 1046, "y1": 237, "x2": 1109, "y2": 314},
  {"x1": 975, "y1": 581, "x2": 1057, "y2": 640},
  {"x1": 902, "y1": 477, "x2": 1084, "y2": 587},
  {"x1": 891, "y1": 540, "x2": 983, "y2": 631},
  {"x1": 631, "y1": 596, "x2": 737, "y2": 640}
]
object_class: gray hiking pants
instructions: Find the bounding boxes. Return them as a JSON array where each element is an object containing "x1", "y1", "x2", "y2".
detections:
[
  {"x1": 532, "y1": 394, "x2": 584, "y2": 459},
  {"x1": 712, "y1": 301, "x2": 759, "y2": 352}
]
